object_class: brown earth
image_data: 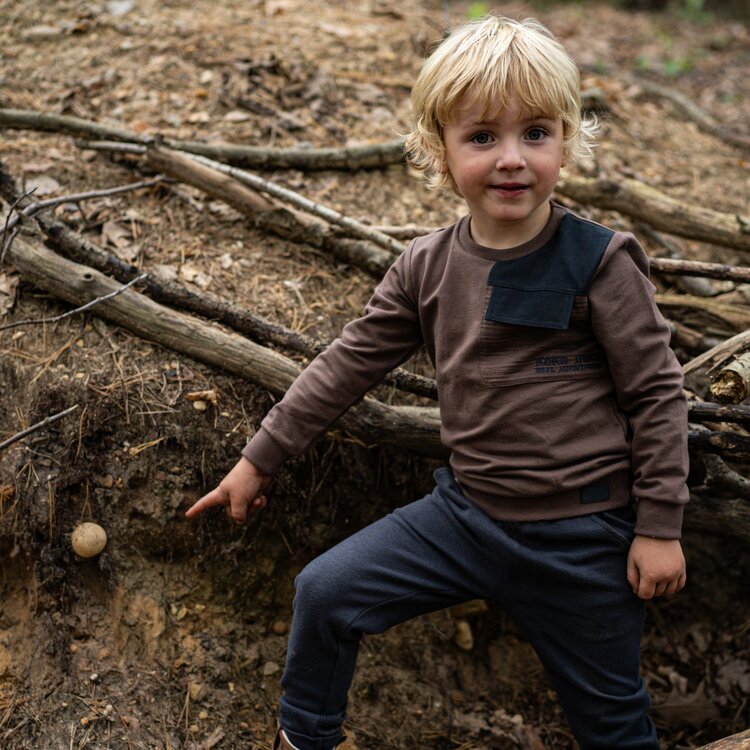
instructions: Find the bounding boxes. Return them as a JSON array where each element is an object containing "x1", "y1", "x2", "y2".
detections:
[{"x1": 1, "y1": 1, "x2": 749, "y2": 749}]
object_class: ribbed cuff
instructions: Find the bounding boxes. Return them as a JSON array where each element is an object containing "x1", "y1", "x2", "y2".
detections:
[
  {"x1": 241, "y1": 428, "x2": 291, "y2": 476},
  {"x1": 634, "y1": 497, "x2": 686, "y2": 539}
]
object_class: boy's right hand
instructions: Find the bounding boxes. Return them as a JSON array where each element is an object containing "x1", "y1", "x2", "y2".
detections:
[{"x1": 185, "y1": 457, "x2": 271, "y2": 524}]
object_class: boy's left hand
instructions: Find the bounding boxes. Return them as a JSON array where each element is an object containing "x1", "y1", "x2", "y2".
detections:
[{"x1": 627, "y1": 536, "x2": 686, "y2": 600}]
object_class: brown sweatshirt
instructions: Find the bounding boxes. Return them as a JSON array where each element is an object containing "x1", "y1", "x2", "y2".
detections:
[{"x1": 242, "y1": 203, "x2": 689, "y2": 539}]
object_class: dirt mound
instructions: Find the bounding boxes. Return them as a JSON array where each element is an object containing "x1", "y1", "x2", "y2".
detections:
[{"x1": 1, "y1": 1, "x2": 749, "y2": 748}]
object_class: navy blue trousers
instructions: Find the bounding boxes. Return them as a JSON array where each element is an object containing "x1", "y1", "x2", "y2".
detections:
[{"x1": 280, "y1": 468, "x2": 657, "y2": 750}]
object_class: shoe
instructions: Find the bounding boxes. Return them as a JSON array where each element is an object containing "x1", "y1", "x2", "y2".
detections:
[{"x1": 272, "y1": 729, "x2": 298, "y2": 750}]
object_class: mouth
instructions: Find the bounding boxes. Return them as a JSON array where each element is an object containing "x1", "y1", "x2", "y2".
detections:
[{"x1": 492, "y1": 183, "x2": 528, "y2": 194}]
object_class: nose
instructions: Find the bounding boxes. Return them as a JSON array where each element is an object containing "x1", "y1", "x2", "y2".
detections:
[{"x1": 495, "y1": 139, "x2": 525, "y2": 171}]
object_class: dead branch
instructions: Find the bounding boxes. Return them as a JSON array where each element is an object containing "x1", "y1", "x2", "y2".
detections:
[
  {"x1": 655, "y1": 293, "x2": 750, "y2": 332},
  {"x1": 556, "y1": 175, "x2": 750, "y2": 253},
  {"x1": 0, "y1": 163, "x2": 436, "y2": 400},
  {"x1": 710, "y1": 352, "x2": 750, "y2": 404},
  {"x1": 0, "y1": 404, "x2": 79, "y2": 452},
  {"x1": 186, "y1": 152, "x2": 407, "y2": 255},
  {"x1": 688, "y1": 429, "x2": 750, "y2": 461},
  {"x1": 0, "y1": 108, "x2": 405, "y2": 170},
  {"x1": 685, "y1": 490, "x2": 750, "y2": 543},
  {"x1": 683, "y1": 329, "x2": 750, "y2": 376},
  {"x1": 649, "y1": 256, "x2": 750, "y2": 284},
  {"x1": 687, "y1": 400, "x2": 750, "y2": 427},
  {"x1": 143, "y1": 145, "x2": 395, "y2": 275},
  {"x1": 700, "y1": 454, "x2": 750, "y2": 502},
  {"x1": 633, "y1": 79, "x2": 750, "y2": 154},
  {"x1": 0, "y1": 273, "x2": 148, "y2": 332},
  {"x1": 2, "y1": 231, "x2": 442, "y2": 457}
]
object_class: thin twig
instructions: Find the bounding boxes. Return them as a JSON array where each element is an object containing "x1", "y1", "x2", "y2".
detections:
[
  {"x1": 0, "y1": 188, "x2": 36, "y2": 263},
  {"x1": 0, "y1": 404, "x2": 79, "y2": 452},
  {"x1": 185, "y1": 152, "x2": 407, "y2": 255},
  {"x1": 0, "y1": 272, "x2": 148, "y2": 332}
]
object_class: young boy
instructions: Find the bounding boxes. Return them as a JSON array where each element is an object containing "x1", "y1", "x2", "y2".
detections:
[{"x1": 186, "y1": 16, "x2": 688, "y2": 750}]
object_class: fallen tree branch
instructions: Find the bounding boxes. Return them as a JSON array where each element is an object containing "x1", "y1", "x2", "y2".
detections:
[
  {"x1": 186, "y1": 152, "x2": 407, "y2": 255},
  {"x1": 710, "y1": 352, "x2": 750, "y2": 404},
  {"x1": 2, "y1": 232, "x2": 443, "y2": 456},
  {"x1": 556, "y1": 175, "x2": 750, "y2": 253},
  {"x1": 688, "y1": 429, "x2": 750, "y2": 461},
  {"x1": 0, "y1": 108, "x2": 405, "y2": 170},
  {"x1": 687, "y1": 400, "x2": 750, "y2": 427},
  {"x1": 634, "y1": 78, "x2": 750, "y2": 154},
  {"x1": 0, "y1": 163, "x2": 436, "y2": 400},
  {"x1": 0, "y1": 404, "x2": 79, "y2": 452},
  {"x1": 143, "y1": 145, "x2": 395, "y2": 275},
  {"x1": 0, "y1": 272, "x2": 148, "y2": 332},
  {"x1": 700, "y1": 453, "x2": 750, "y2": 502},
  {"x1": 683, "y1": 329, "x2": 750, "y2": 376},
  {"x1": 649, "y1": 256, "x2": 750, "y2": 284},
  {"x1": 655, "y1": 293, "x2": 750, "y2": 332}
]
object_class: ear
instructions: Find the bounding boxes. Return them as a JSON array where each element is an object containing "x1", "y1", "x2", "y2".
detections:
[{"x1": 438, "y1": 160, "x2": 449, "y2": 174}]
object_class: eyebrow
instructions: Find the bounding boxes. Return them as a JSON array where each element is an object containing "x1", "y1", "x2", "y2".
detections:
[{"x1": 470, "y1": 113, "x2": 559, "y2": 126}]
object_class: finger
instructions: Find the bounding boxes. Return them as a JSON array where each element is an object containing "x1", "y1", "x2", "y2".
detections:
[
  {"x1": 664, "y1": 578, "x2": 680, "y2": 596},
  {"x1": 251, "y1": 495, "x2": 267, "y2": 509},
  {"x1": 626, "y1": 553, "x2": 639, "y2": 595},
  {"x1": 654, "y1": 581, "x2": 668, "y2": 597},
  {"x1": 229, "y1": 495, "x2": 248, "y2": 524},
  {"x1": 185, "y1": 488, "x2": 227, "y2": 518},
  {"x1": 638, "y1": 578, "x2": 656, "y2": 600}
]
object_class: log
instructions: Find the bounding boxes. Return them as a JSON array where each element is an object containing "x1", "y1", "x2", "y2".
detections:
[
  {"x1": 143, "y1": 146, "x2": 395, "y2": 275},
  {"x1": 693, "y1": 729, "x2": 750, "y2": 750},
  {"x1": 3, "y1": 233, "x2": 749, "y2": 542},
  {"x1": 683, "y1": 329, "x2": 750, "y2": 376},
  {"x1": 556, "y1": 175, "x2": 750, "y2": 253},
  {"x1": 686, "y1": 492, "x2": 750, "y2": 542},
  {"x1": 2, "y1": 232, "x2": 444, "y2": 458},
  {"x1": 0, "y1": 108, "x2": 405, "y2": 170},
  {"x1": 634, "y1": 79, "x2": 750, "y2": 155},
  {"x1": 655, "y1": 293, "x2": 750, "y2": 332},
  {"x1": 687, "y1": 400, "x2": 750, "y2": 427},
  {"x1": 688, "y1": 430, "x2": 750, "y2": 461},
  {"x1": 710, "y1": 352, "x2": 750, "y2": 404},
  {"x1": 0, "y1": 161, "x2": 436, "y2": 401}
]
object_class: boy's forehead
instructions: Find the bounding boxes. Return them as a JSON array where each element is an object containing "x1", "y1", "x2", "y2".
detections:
[{"x1": 448, "y1": 94, "x2": 559, "y2": 124}]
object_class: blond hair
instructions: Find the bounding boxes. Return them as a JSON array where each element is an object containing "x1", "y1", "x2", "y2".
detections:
[{"x1": 405, "y1": 16, "x2": 597, "y2": 191}]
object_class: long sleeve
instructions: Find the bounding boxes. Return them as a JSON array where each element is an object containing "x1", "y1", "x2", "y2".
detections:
[
  {"x1": 242, "y1": 245, "x2": 423, "y2": 475},
  {"x1": 589, "y1": 233, "x2": 689, "y2": 538}
]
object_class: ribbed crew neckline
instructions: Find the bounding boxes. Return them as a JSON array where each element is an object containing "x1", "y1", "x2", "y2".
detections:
[{"x1": 456, "y1": 201, "x2": 566, "y2": 261}]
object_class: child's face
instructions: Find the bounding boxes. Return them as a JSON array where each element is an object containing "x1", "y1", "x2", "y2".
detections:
[{"x1": 441, "y1": 95, "x2": 564, "y2": 249}]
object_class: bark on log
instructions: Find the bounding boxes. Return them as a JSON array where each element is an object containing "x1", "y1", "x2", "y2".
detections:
[
  {"x1": 686, "y1": 492, "x2": 750, "y2": 542},
  {"x1": 688, "y1": 400, "x2": 750, "y2": 427},
  {"x1": 683, "y1": 329, "x2": 750, "y2": 376},
  {"x1": 0, "y1": 160, "x2": 436, "y2": 400},
  {"x1": 3, "y1": 233, "x2": 750, "y2": 542},
  {"x1": 2, "y1": 232, "x2": 444, "y2": 458},
  {"x1": 688, "y1": 430, "x2": 750, "y2": 461},
  {"x1": 655, "y1": 293, "x2": 750, "y2": 331},
  {"x1": 693, "y1": 729, "x2": 750, "y2": 750},
  {"x1": 634, "y1": 79, "x2": 750, "y2": 154},
  {"x1": 555, "y1": 175, "x2": 750, "y2": 253},
  {"x1": 710, "y1": 352, "x2": 750, "y2": 404},
  {"x1": 144, "y1": 146, "x2": 395, "y2": 275},
  {"x1": 0, "y1": 108, "x2": 405, "y2": 170}
]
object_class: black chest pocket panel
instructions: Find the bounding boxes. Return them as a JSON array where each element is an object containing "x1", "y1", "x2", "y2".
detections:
[
  {"x1": 477, "y1": 214, "x2": 614, "y2": 388},
  {"x1": 485, "y1": 284, "x2": 575, "y2": 330}
]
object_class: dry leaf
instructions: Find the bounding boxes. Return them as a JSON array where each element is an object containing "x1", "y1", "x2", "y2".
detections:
[
  {"x1": 24, "y1": 175, "x2": 61, "y2": 196},
  {"x1": 0, "y1": 272, "x2": 19, "y2": 317},
  {"x1": 186, "y1": 389, "x2": 218, "y2": 404},
  {"x1": 651, "y1": 682, "x2": 719, "y2": 728}
]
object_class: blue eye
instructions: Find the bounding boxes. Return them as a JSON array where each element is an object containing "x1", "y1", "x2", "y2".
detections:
[
  {"x1": 471, "y1": 132, "x2": 492, "y2": 145},
  {"x1": 526, "y1": 127, "x2": 548, "y2": 141}
]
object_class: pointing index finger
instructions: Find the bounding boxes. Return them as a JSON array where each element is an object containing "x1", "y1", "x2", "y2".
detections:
[{"x1": 185, "y1": 488, "x2": 227, "y2": 518}]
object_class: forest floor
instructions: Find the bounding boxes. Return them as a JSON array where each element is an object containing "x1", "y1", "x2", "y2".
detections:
[{"x1": 1, "y1": 0, "x2": 749, "y2": 749}]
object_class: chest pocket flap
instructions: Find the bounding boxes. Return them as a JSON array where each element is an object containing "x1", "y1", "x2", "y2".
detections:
[{"x1": 484, "y1": 215, "x2": 614, "y2": 331}]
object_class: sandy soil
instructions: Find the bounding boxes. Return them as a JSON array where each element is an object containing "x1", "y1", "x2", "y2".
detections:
[{"x1": 0, "y1": 1, "x2": 749, "y2": 748}]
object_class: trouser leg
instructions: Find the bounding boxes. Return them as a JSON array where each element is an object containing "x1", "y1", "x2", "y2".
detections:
[
  {"x1": 279, "y1": 468, "x2": 498, "y2": 750},
  {"x1": 504, "y1": 507, "x2": 658, "y2": 750}
]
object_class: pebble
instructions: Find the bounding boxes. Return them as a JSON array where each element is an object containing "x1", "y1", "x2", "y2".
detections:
[
  {"x1": 262, "y1": 661, "x2": 280, "y2": 676},
  {"x1": 453, "y1": 620, "x2": 474, "y2": 651},
  {"x1": 192, "y1": 400, "x2": 208, "y2": 412},
  {"x1": 198, "y1": 710, "x2": 209, "y2": 721},
  {"x1": 271, "y1": 620, "x2": 288, "y2": 635},
  {"x1": 189, "y1": 682, "x2": 203, "y2": 701}
]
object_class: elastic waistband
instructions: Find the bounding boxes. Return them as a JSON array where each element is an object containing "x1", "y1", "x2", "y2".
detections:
[{"x1": 441, "y1": 468, "x2": 632, "y2": 523}]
